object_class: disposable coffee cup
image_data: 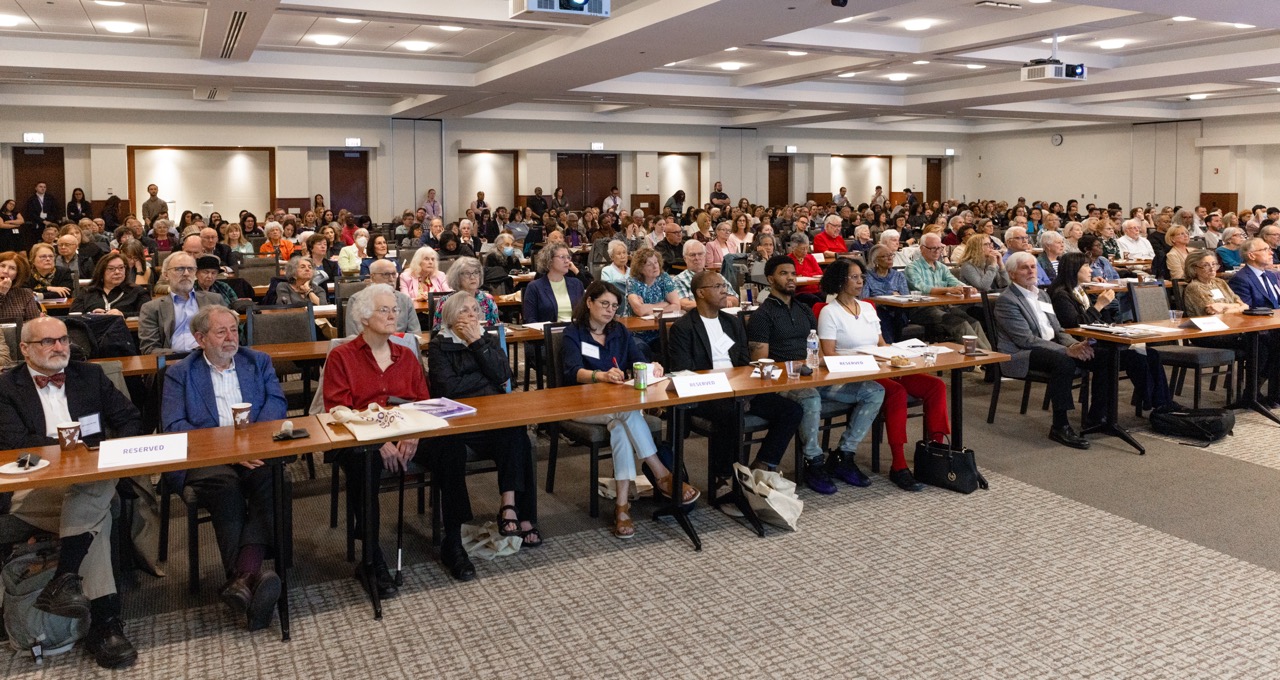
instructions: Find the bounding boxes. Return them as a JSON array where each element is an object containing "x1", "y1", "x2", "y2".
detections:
[
  {"x1": 231, "y1": 403, "x2": 252, "y2": 430},
  {"x1": 962, "y1": 335, "x2": 978, "y2": 353},
  {"x1": 56, "y1": 422, "x2": 81, "y2": 451}
]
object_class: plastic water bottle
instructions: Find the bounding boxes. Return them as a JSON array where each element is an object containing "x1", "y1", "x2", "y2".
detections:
[{"x1": 806, "y1": 330, "x2": 820, "y2": 370}]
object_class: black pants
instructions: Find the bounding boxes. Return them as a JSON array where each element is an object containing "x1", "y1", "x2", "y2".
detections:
[
  {"x1": 1027, "y1": 347, "x2": 1106, "y2": 419},
  {"x1": 185, "y1": 463, "x2": 282, "y2": 577},
  {"x1": 692, "y1": 392, "x2": 803, "y2": 473},
  {"x1": 431, "y1": 427, "x2": 537, "y2": 535},
  {"x1": 334, "y1": 446, "x2": 391, "y2": 565}
]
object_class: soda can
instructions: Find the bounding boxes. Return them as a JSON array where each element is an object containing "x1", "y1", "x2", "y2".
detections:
[{"x1": 633, "y1": 362, "x2": 648, "y2": 390}]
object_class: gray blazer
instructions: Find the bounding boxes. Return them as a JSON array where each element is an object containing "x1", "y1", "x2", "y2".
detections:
[
  {"x1": 393, "y1": 290, "x2": 422, "y2": 334},
  {"x1": 993, "y1": 285, "x2": 1074, "y2": 378},
  {"x1": 138, "y1": 290, "x2": 223, "y2": 354}
]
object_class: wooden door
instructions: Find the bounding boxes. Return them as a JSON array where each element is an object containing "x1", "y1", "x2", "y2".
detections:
[
  {"x1": 13, "y1": 146, "x2": 66, "y2": 210},
  {"x1": 768, "y1": 155, "x2": 790, "y2": 208},
  {"x1": 926, "y1": 158, "x2": 942, "y2": 205},
  {"x1": 1200, "y1": 193, "x2": 1238, "y2": 215},
  {"x1": 557, "y1": 153, "x2": 587, "y2": 212},
  {"x1": 328, "y1": 150, "x2": 369, "y2": 216},
  {"x1": 585, "y1": 154, "x2": 618, "y2": 212}
]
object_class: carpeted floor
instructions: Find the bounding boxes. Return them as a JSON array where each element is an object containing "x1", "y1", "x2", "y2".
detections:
[{"x1": 6, "y1": 372, "x2": 1278, "y2": 678}]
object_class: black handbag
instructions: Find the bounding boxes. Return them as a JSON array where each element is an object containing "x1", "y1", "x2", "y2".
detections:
[{"x1": 913, "y1": 437, "x2": 988, "y2": 494}]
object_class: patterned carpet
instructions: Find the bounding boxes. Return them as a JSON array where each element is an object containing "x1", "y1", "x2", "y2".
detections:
[{"x1": 8, "y1": 467, "x2": 1280, "y2": 679}]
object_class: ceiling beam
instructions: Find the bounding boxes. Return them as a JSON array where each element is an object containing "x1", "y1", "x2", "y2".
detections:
[{"x1": 200, "y1": 0, "x2": 280, "y2": 61}]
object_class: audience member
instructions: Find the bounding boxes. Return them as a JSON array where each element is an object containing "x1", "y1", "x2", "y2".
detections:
[{"x1": 138, "y1": 253, "x2": 222, "y2": 353}]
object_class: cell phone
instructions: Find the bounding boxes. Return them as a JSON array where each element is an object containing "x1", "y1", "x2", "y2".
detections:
[{"x1": 17, "y1": 453, "x2": 41, "y2": 469}]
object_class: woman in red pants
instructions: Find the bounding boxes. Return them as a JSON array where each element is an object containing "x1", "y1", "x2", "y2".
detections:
[{"x1": 817, "y1": 258, "x2": 950, "y2": 491}]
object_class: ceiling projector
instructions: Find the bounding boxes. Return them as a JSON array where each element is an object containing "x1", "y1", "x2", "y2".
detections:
[{"x1": 1021, "y1": 58, "x2": 1086, "y2": 83}]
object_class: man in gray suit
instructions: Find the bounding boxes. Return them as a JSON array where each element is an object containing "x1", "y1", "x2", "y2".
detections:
[
  {"x1": 994, "y1": 251, "x2": 1095, "y2": 449},
  {"x1": 138, "y1": 252, "x2": 222, "y2": 354},
  {"x1": 367, "y1": 259, "x2": 421, "y2": 333}
]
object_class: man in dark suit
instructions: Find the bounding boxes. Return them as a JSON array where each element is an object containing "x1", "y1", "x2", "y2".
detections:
[
  {"x1": 200, "y1": 226, "x2": 239, "y2": 269},
  {"x1": 668, "y1": 271, "x2": 801, "y2": 484},
  {"x1": 1228, "y1": 238, "x2": 1280, "y2": 309},
  {"x1": 162, "y1": 305, "x2": 288, "y2": 631},
  {"x1": 22, "y1": 181, "x2": 62, "y2": 231},
  {"x1": 138, "y1": 252, "x2": 223, "y2": 353},
  {"x1": 0, "y1": 316, "x2": 141, "y2": 669},
  {"x1": 994, "y1": 252, "x2": 1096, "y2": 449}
]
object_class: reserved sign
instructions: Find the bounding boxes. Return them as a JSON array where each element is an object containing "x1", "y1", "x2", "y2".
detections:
[
  {"x1": 97, "y1": 432, "x2": 189, "y2": 469},
  {"x1": 1190, "y1": 316, "x2": 1230, "y2": 332},
  {"x1": 671, "y1": 372, "x2": 733, "y2": 398},
  {"x1": 823, "y1": 355, "x2": 881, "y2": 373}
]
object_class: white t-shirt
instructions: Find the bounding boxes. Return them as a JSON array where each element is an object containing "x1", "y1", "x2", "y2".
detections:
[
  {"x1": 699, "y1": 314, "x2": 735, "y2": 369},
  {"x1": 817, "y1": 300, "x2": 882, "y2": 354}
]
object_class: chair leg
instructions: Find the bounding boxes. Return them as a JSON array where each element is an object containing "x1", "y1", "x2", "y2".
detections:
[
  {"x1": 329, "y1": 462, "x2": 340, "y2": 529},
  {"x1": 158, "y1": 485, "x2": 170, "y2": 563},
  {"x1": 430, "y1": 482, "x2": 443, "y2": 547},
  {"x1": 589, "y1": 444, "x2": 600, "y2": 519},
  {"x1": 305, "y1": 453, "x2": 317, "y2": 480},
  {"x1": 545, "y1": 424, "x2": 559, "y2": 493},
  {"x1": 987, "y1": 375, "x2": 1001, "y2": 424},
  {"x1": 345, "y1": 482, "x2": 355, "y2": 563},
  {"x1": 417, "y1": 477, "x2": 426, "y2": 515},
  {"x1": 187, "y1": 505, "x2": 200, "y2": 595},
  {"x1": 1193, "y1": 367, "x2": 1202, "y2": 409},
  {"x1": 1041, "y1": 388, "x2": 1051, "y2": 411},
  {"x1": 1019, "y1": 381, "x2": 1033, "y2": 415},
  {"x1": 794, "y1": 434, "x2": 805, "y2": 483},
  {"x1": 870, "y1": 413, "x2": 884, "y2": 473}
]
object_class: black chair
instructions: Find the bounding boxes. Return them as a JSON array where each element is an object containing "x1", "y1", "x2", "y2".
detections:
[
  {"x1": 1128, "y1": 282, "x2": 1235, "y2": 408},
  {"x1": 982, "y1": 291, "x2": 1091, "y2": 425}
]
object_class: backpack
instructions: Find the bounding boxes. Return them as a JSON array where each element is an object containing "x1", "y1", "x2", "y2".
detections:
[
  {"x1": 1149, "y1": 407, "x2": 1234, "y2": 443},
  {"x1": 2, "y1": 540, "x2": 86, "y2": 664}
]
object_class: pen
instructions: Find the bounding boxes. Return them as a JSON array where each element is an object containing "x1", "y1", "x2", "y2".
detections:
[{"x1": 612, "y1": 358, "x2": 619, "y2": 371}]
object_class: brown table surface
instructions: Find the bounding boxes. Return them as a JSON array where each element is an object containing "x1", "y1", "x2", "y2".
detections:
[
  {"x1": 870, "y1": 292, "x2": 984, "y2": 309},
  {"x1": 727, "y1": 344, "x2": 1009, "y2": 396},
  {"x1": 1064, "y1": 311, "x2": 1280, "y2": 346}
]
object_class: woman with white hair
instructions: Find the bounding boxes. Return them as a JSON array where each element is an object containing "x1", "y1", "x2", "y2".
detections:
[
  {"x1": 275, "y1": 254, "x2": 324, "y2": 306},
  {"x1": 324, "y1": 283, "x2": 432, "y2": 593},
  {"x1": 484, "y1": 233, "x2": 521, "y2": 272},
  {"x1": 1063, "y1": 221, "x2": 1084, "y2": 254},
  {"x1": 337, "y1": 227, "x2": 369, "y2": 277},
  {"x1": 599, "y1": 239, "x2": 630, "y2": 287},
  {"x1": 400, "y1": 246, "x2": 450, "y2": 300},
  {"x1": 434, "y1": 256, "x2": 499, "y2": 327},
  {"x1": 705, "y1": 220, "x2": 740, "y2": 266},
  {"x1": 259, "y1": 221, "x2": 295, "y2": 259}
]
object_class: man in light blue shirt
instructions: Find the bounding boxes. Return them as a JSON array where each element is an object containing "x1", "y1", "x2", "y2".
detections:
[
  {"x1": 1003, "y1": 226, "x2": 1051, "y2": 286},
  {"x1": 904, "y1": 233, "x2": 990, "y2": 348},
  {"x1": 137, "y1": 252, "x2": 222, "y2": 354}
]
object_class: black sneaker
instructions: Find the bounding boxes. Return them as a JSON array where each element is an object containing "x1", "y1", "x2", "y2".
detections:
[
  {"x1": 889, "y1": 468, "x2": 925, "y2": 492},
  {"x1": 804, "y1": 458, "x2": 837, "y2": 495},
  {"x1": 84, "y1": 617, "x2": 137, "y2": 670},
  {"x1": 827, "y1": 451, "x2": 871, "y2": 488},
  {"x1": 34, "y1": 572, "x2": 90, "y2": 620}
]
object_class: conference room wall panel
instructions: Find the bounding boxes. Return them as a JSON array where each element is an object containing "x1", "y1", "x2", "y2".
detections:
[
  {"x1": 132, "y1": 148, "x2": 272, "y2": 220},
  {"x1": 829, "y1": 156, "x2": 891, "y2": 203},
  {"x1": 658, "y1": 153, "x2": 699, "y2": 209},
  {"x1": 458, "y1": 151, "x2": 516, "y2": 215}
]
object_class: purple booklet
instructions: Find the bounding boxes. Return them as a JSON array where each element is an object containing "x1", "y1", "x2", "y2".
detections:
[{"x1": 407, "y1": 398, "x2": 477, "y2": 419}]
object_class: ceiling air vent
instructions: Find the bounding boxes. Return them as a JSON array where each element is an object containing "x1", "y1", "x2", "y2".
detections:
[
  {"x1": 220, "y1": 11, "x2": 248, "y2": 59},
  {"x1": 193, "y1": 86, "x2": 230, "y2": 101}
]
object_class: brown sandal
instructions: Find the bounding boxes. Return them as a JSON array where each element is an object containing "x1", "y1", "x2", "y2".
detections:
[
  {"x1": 613, "y1": 503, "x2": 635, "y2": 539},
  {"x1": 655, "y1": 474, "x2": 701, "y2": 505}
]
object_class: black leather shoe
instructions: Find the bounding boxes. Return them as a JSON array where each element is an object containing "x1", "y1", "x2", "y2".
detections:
[
  {"x1": 85, "y1": 618, "x2": 137, "y2": 670},
  {"x1": 246, "y1": 570, "x2": 281, "y2": 632},
  {"x1": 34, "y1": 572, "x2": 90, "y2": 620},
  {"x1": 220, "y1": 574, "x2": 252, "y2": 614},
  {"x1": 354, "y1": 563, "x2": 398, "y2": 600},
  {"x1": 440, "y1": 540, "x2": 476, "y2": 582},
  {"x1": 1049, "y1": 425, "x2": 1091, "y2": 450}
]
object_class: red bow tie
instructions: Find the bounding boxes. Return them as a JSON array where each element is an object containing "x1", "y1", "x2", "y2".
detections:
[{"x1": 33, "y1": 372, "x2": 65, "y2": 389}]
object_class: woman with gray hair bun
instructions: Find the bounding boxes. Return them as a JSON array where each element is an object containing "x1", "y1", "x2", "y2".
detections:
[
  {"x1": 435, "y1": 256, "x2": 499, "y2": 327},
  {"x1": 428, "y1": 293, "x2": 542, "y2": 555},
  {"x1": 275, "y1": 254, "x2": 325, "y2": 306}
]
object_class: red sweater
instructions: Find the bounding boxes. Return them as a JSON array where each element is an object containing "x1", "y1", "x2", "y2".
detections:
[
  {"x1": 813, "y1": 231, "x2": 848, "y2": 254},
  {"x1": 789, "y1": 253, "x2": 823, "y2": 294},
  {"x1": 323, "y1": 335, "x2": 429, "y2": 411}
]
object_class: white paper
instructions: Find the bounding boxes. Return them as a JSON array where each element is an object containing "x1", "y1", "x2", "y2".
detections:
[
  {"x1": 1190, "y1": 316, "x2": 1230, "y2": 331},
  {"x1": 823, "y1": 355, "x2": 880, "y2": 373},
  {"x1": 79, "y1": 413, "x2": 101, "y2": 437},
  {"x1": 97, "y1": 433, "x2": 188, "y2": 470},
  {"x1": 722, "y1": 306, "x2": 742, "y2": 315},
  {"x1": 876, "y1": 295, "x2": 915, "y2": 303},
  {"x1": 1210, "y1": 289, "x2": 1225, "y2": 300},
  {"x1": 580, "y1": 343, "x2": 600, "y2": 359},
  {"x1": 671, "y1": 372, "x2": 732, "y2": 397},
  {"x1": 521, "y1": 321, "x2": 551, "y2": 331},
  {"x1": 623, "y1": 375, "x2": 669, "y2": 387},
  {"x1": 1126, "y1": 324, "x2": 1182, "y2": 334},
  {"x1": 312, "y1": 304, "x2": 336, "y2": 315},
  {"x1": 1086, "y1": 282, "x2": 1120, "y2": 289}
]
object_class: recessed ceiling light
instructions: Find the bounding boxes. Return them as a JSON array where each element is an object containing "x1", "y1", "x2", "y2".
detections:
[
  {"x1": 94, "y1": 1, "x2": 126, "y2": 5},
  {"x1": 1097, "y1": 39, "x2": 1130, "y2": 49},
  {"x1": 834, "y1": 17, "x2": 854, "y2": 24},
  {"x1": 100, "y1": 21, "x2": 138, "y2": 34},
  {"x1": 967, "y1": 64, "x2": 987, "y2": 69},
  {"x1": 439, "y1": 25, "x2": 465, "y2": 32},
  {"x1": 724, "y1": 47, "x2": 738, "y2": 51},
  {"x1": 664, "y1": 62, "x2": 678, "y2": 67},
  {"x1": 886, "y1": 73, "x2": 911, "y2": 81},
  {"x1": 1171, "y1": 16, "x2": 1196, "y2": 22},
  {"x1": 1040, "y1": 36, "x2": 1069, "y2": 43},
  {"x1": 1232, "y1": 23, "x2": 1255, "y2": 29},
  {"x1": 1027, "y1": 0, "x2": 1051, "y2": 3},
  {"x1": 786, "y1": 51, "x2": 808, "y2": 56},
  {"x1": 0, "y1": 14, "x2": 24, "y2": 27},
  {"x1": 903, "y1": 19, "x2": 934, "y2": 31},
  {"x1": 335, "y1": 18, "x2": 362, "y2": 24},
  {"x1": 310, "y1": 34, "x2": 344, "y2": 46},
  {"x1": 719, "y1": 62, "x2": 744, "y2": 71},
  {"x1": 837, "y1": 72, "x2": 857, "y2": 78},
  {"x1": 401, "y1": 41, "x2": 432, "y2": 52},
  {"x1": 1187, "y1": 93, "x2": 1208, "y2": 100},
  {"x1": 913, "y1": 60, "x2": 930, "y2": 65}
]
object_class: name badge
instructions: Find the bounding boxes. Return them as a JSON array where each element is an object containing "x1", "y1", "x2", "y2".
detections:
[
  {"x1": 1210, "y1": 289, "x2": 1225, "y2": 300},
  {"x1": 581, "y1": 343, "x2": 600, "y2": 359},
  {"x1": 80, "y1": 413, "x2": 102, "y2": 437},
  {"x1": 39, "y1": 212, "x2": 47, "y2": 220},
  {"x1": 1037, "y1": 301, "x2": 1057, "y2": 315},
  {"x1": 671, "y1": 372, "x2": 732, "y2": 398}
]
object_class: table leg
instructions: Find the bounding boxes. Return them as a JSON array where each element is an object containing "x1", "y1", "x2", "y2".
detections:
[
  {"x1": 1241, "y1": 332, "x2": 1280, "y2": 425},
  {"x1": 271, "y1": 462, "x2": 292, "y2": 642},
  {"x1": 651, "y1": 405, "x2": 701, "y2": 551},
  {"x1": 950, "y1": 368, "x2": 964, "y2": 450},
  {"x1": 360, "y1": 449, "x2": 383, "y2": 619},
  {"x1": 1081, "y1": 343, "x2": 1146, "y2": 454},
  {"x1": 706, "y1": 398, "x2": 765, "y2": 538}
]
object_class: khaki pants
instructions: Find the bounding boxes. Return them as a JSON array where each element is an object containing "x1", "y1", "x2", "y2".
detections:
[{"x1": 11, "y1": 480, "x2": 117, "y2": 599}]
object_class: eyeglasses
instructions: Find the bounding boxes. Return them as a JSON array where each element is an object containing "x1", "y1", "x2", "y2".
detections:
[
  {"x1": 169, "y1": 266, "x2": 196, "y2": 274},
  {"x1": 374, "y1": 306, "x2": 400, "y2": 316},
  {"x1": 1195, "y1": 262, "x2": 1220, "y2": 270},
  {"x1": 105, "y1": 264, "x2": 126, "y2": 272},
  {"x1": 593, "y1": 300, "x2": 620, "y2": 310},
  {"x1": 922, "y1": 245, "x2": 945, "y2": 252},
  {"x1": 847, "y1": 275, "x2": 864, "y2": 282},
  {"x1": 26, "y1": 336, "x2": 69, "y2": 349},
  {"x1": 698, "y1": 283, "x2": 730, "y2": 292}
]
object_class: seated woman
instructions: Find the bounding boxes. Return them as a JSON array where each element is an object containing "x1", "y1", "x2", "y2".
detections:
[
  {"x1": 786, "y1": 232, "x2": 824, "y2": 306},
  {"x1": 223, "y1": 222, "x2": 255, "y2": 258},
  {"x1": 275, "y1": 255, "x2": 326, "y2": 307},
  {"x1": 119, "y1": 240, "x2": 153, "y2": 290},
  {"x1": 599, "y1": 239, "x2": 630, "y2": 287},
  {"x1": 563, "y1": 282, "x2": 698, "y2": 538},
  {"x1": 323, "y1": 284, "x2": 430, "y2": 594},
  {"x1": 194, "y1": 256, "x2": 238, "y2": 308},
  {"x1": 1036, "y1": 230, "x2": 1068, "y2": 281},
  {"x1": 1063, "y1": 221, "x2": 1084, "y2": 254},
  {"x1": 818, "y1": 258, "x2": 943, "y2": 492},
  {"x1": 337, "y1": 228, "x2": 369, "y2": 278},
  {"x1": 70, "y1": 253, "x2": 148, "y2": 317},
  {"x1": 258, "y1": 222, "x2": 295, "y2": 260},
  {"x1": 863, "y1": 244, "x2": 912, "y2": 342},
  {"x1": 1182, "y1": 249, "x2": 1260, "y2": 382},
  {"x1": 400, "y1": 246, "x2": 451, "y2": 301},
  {"x1": 24, "y1": 242, "x2": 75, "y2": 299},
  {"x1": 303, "y1": 232, "x2": 341, "y2": 298},
  {"x1": 1215, "y1": 226, "x2": 1246, "y2": 270},
  {"x1": 523, "y1": 242, "x2": 583, "y2": 323},
  {"x1": 400, "y1": 222, "x2": 424, "y2": 251},
  {"x1": 484, "y1": 233, "x2": 521, "y2": 272},
  {"x1": 428, "y1": 294, "x2": 542, "y2": 561},
  {"x1": 704, "y1": 221, "x2": 740, "y2": 267},
  {"x1": 624, "y1": 247, "x2": 680, "y2": 347},
  {"x1": 433, "y1": 257, "x2": 499, "y2": 327},
  {"x1": 0, "y1": 252, "x2": 42, "y2": 325},
  {"x1": 1048, "y1": 252, "x2": 1178, "y2": 415},
  {"x1": 1164, "y1": 225, "x2": 1194, "y2": 280},
  {"x1": 955, "y1": 233, "x2": 1008, "y2": 293},
  {"x1": 359, "y1": 234, "x2": 398, "y2": 279},
  {"x1": 849, "y1": 224, "x2": 874, "y2": 255}
]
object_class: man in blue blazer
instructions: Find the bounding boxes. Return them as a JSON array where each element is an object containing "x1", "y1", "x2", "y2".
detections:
[
  {"x1": 1228, "y1": 238, "x2": 1280, "y2": 309},
  {"x1": 162, "y1": 304, "x2": 288, "y2": 632}
]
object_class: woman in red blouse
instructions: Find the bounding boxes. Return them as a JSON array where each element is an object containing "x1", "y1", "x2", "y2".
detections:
[
  {"x1": 324, "y1": 284, "x2": 435, "y2": 596},
  {"x1": 785, "y1": 231, "x2": 823, "y2": 306}
]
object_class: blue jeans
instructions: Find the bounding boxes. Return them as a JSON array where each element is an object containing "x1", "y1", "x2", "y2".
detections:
[{"x1": 820, "y1": 381, "x2": 886, "y2": 455}]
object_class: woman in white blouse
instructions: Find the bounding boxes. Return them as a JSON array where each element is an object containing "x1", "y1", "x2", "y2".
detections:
[
  {"x1": 599, "y1": 239, "x2": 630, "y2": 288},
  {"x1": 816, "y1": 257, "x2": 951, "y2": 492}
]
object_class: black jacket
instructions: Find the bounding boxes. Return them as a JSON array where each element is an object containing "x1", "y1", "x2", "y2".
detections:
[
  {"x1": 24, "y1": 265, "x2": 76, "y2": 297},
  {"x1": 0, "y1": 360, "x2": 143, "y2": 449},
  {"x1": 427, "y1": 332, "x2": 510, "y2": 399},
  {"x1": 22, "y1": 192, "x2": 61, "y2": 225},
  {"x1": 67, "y1": 200, "x2": 92, "y2": 223},
  {"x1": 1048, "y1": 286, "x2": 1107, "y2": 330},
  {"x1": 667, "y1": 310, "x2": 750, "y2": 372}
]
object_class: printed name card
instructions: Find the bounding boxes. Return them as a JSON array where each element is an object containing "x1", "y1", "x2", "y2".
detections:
[
  {"x1": 823, "y1": 355, "x2": 880, "y2": 373},
  {"x1": 97, "y1": 433, "x2": 189, "y2": 469},
  {"x1": 1190, "y1": 316, "x2": 1230, "y2": 332},
  {"x1": 671, "y1": 372, "x2": 733, "y2": 398}
]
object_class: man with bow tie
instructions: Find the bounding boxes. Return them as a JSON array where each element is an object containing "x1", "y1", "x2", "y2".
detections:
[{"x1": 0, "y1": 316, "x2": 143, "y2": 668}]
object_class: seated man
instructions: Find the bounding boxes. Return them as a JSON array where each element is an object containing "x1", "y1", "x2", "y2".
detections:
[
  {"x1": 654, "y1": 220, "x2": 686, "y2": 274},
  {"x1": 0, "y1": 316, "x2": 142, "y2": 668},
  {"x1": 138, "y1": 252, "x2": 222, "y2": 354},
  {"x1": 904, "y1": 232, "x2": 990, "y2": 349},
  {"x1": 747, "y1": 255, "x2": 883, "y2": 495},
  {"x1": 368, "y1": 259, "x2": 422, "y2": 333},
  {"x1": 668, "y1": 270, "x2": 801, "y2": 489},
  {"x1": 813, "y1": 215, "x2": 848, "y2": 255},
  {"x1": 994, "y1": 252, "x2": 1097, "y2": 450},
  {"x1": 161, "y1": 305, "x2": 288, "y2": 631},
  {"x1": 1002, "y1": 226, "x2": 1051, "y2": 285},
  {"x1": 672, "y1": 239, "x2": 739, "y2": 312},
  {"x1": 1116, "y1": 219, "x2": 1155, "y2": 260}
]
